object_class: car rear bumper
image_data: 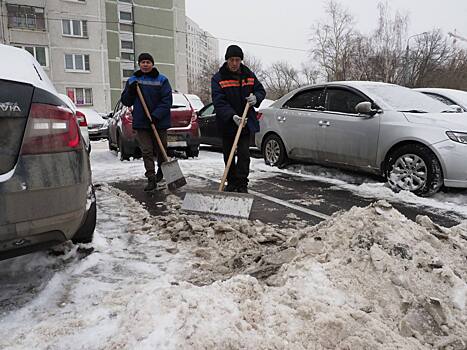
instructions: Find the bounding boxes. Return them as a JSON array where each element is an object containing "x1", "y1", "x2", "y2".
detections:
[
  {"x1": 0, "y1": 151, "x2": 91, "y2": 244},
  {"x1": 433, "y1": 140, "x2": 467, "y2": 188},
  {"x1": 88, "y1": 128, "x2": 108, "y2": 140},
  {"x1": 167, "y1": 124, "x2": 200, "y2": 149}
]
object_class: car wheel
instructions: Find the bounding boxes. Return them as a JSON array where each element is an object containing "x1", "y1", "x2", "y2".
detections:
[
  {"x1": 118, "y1": 135, "x2": 130, "y2": 161},
  {"x1": 72, "y1": 191, "x2": 96, "y2": 244},
  {"x1": 108, "y1": 137, "x2": 117, "y2": 151},
  {"x1": 262, "y1": 134, "x2": 287, "y2": 167},
  {"x1": 386, "y1": 144, "x2": 443, "y2": 196},
  {"x1": 186, "y1": 145, "x2": 199, "y2": 158}
]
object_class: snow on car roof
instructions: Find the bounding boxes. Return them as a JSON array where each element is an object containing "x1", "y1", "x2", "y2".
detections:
[{"x1": 0, "y1": 44, "x2": 56, "y2": 93}]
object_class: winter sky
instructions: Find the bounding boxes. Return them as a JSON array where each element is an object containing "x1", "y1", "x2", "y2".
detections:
[{"x1": 186, "y1": 0, "x2": 467, "y2": 68}]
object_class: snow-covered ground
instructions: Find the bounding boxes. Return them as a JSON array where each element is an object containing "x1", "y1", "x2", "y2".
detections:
[{"x1": 0, "y1": 141, "x2": 466, "y2": 349}]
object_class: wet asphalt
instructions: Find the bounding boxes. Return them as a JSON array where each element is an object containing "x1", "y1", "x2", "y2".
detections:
[{"x1": 112, "y1": 152, "x2": 464, "y2": 228}]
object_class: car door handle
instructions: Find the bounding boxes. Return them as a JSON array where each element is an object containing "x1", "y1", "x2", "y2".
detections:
[
  {"x1": 318, "y1": 120, "x2": 330, "y2": 127},
  {"x1": 277, "y1": 116, "x2": 286, "y2": 122}
]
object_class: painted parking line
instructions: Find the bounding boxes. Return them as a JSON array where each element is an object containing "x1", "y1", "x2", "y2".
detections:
[{"x1": 191, "y1": 175, "x2": 331, "y2": 221}]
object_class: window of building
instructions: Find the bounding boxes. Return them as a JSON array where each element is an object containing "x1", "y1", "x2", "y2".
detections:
[
  {"x1": 6, "y1": 4, "x2": 46, "y2": 31},
  {"x1": 121, "y1": 40, "x2": 134, "y2": 50},
  {"x1": 66, "y1": 87, "x2": 93, "y2": 106},
  {"x1": 119, "y1": 23, "x2": 133, "y2": 32},
  {"x1": 14, "y1": 45, "x2": 48, "y2": 66},
  {"x1": 118, "y1": 0, "x2": 132, "y2": 3},
  {"x1": 121, "y1": 52, "x2": 134, "y2": 61},
  {"x1": 65, "y1": 54, "x2": 90, "y2": 71},
  {"x1": 62, "y1": 19, "x2": 88, "y2": 38},
  {"x1": 119, "y1": 11, "x2": 132, "y2": 21},
  {"x1": 122, "y1": 69, "x2": 134, "y2": 78}
]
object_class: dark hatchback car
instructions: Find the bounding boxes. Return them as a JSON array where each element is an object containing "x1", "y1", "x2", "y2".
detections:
[
  {"x1": 107, "y1": 92, "x2": 200, "y2": 160},
  {"x1": 198, "y1": 102, "x2": 268, "y2": 147},
  {"x1": 0, "y1": 45, "x2": 96, "y2": 260}
]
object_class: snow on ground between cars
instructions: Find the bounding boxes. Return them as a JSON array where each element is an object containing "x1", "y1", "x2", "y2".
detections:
[{"x1": 1, "y1": 182, "x2": 466, "y2": 349}]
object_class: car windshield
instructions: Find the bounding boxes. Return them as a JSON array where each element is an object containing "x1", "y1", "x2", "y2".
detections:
[
  {"x1": 363, "y1": 84, "x2": 448, "y2": 113},
  {"x1": 172, "y1": 94, "x2": 189, "y2": 109}
]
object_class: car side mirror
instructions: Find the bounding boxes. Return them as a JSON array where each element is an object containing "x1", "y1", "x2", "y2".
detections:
[
  {"x1": 107, "y1": 112, "x2": 114, "y2": 119},
  {"x1": 356, "y1": 102, "x2": 379, "y2": 116}
]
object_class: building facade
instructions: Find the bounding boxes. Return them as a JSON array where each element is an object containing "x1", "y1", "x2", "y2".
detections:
[
  {"x1": 105, "y1": 0, "x2": 188, "y2": 109},
  {"x1": 1, "y1": 0, "x2": 188, "y2": 112},
  {"x1": 0, "y1": 0, "x2": 110, "y2": 113},
  {"x1": 185, "y1": 16, "x2": 219, "y2": 87}
]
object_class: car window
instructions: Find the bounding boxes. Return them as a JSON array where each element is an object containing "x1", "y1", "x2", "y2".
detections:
[
  {"x1": 200, "y1": 104, "x2": 215, "y2": 116},
  {"x1": 283, "y1": 88, "x2": 325, "y2": 110},
  {"x1": 172, "y1": 93, "x2": 190, "y2": 108},
  {"x1": 325, "y1": 88, "x2": 367, "y2": 114},
  {"x1": 423, "y1": 92, "x2": 455, "y2": 106}
]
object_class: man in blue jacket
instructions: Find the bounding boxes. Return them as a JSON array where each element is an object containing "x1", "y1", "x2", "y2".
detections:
[
  {"x1": 212, "y1": 45, "x2": 266, "y2": 193},
  {"x1": 121, "y1": 53, "x2": 173, "y2": 192}
]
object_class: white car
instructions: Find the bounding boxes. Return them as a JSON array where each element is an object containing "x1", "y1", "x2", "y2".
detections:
[
  {"x1": 79, "y1": 107, "x2": 108, "y2": 141},
  {"x1": 58, "y1": 94, "x2": 90, "y2": 151},
  {"x1": 184, "y1": 93, "x2": 204, "y2": 112},
  {"x1": 415, "y1": 88, "x2": 467, "y2": 112}
]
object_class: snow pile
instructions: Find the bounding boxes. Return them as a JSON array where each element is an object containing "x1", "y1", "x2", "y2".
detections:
[
  {"x1": 1, "y1": 181, "x2": 466, "y2": 349},
  {"x1": 143, "y1": 199, "x2": 467, "y2": 349}
]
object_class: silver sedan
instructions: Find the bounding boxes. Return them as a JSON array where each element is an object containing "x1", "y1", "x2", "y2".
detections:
[{"x1": 256, "y1": 81, "x2": 467, "y2": 196}]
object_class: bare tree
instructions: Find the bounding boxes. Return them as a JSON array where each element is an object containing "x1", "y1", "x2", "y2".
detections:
[
  {"x1": 263, "y1": 61, "x2": 302, "y2": 99},
  {"x1": 243, "y1": 53, "x2": 266, "y2": 82},
  {"x1": 310, "y1": 0, "x2": 357, "y2": 81},
  {"x1": 300, "y1": 63, "x2": 320, "y2": 85},
  {"x1": 407, "y1": 30, "x2": 456, "y2": 87},
  {"x1": 188, "y1": 58, "x2": 221, "y2": 104}
]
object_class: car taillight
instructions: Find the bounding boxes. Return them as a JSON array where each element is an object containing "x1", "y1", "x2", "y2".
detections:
[
  {"x1": 191, "y1": 109, "x2": 197, "y2": 123},
  {"x1": 21, "y1": 103, "x2": 81, "y2": 154},
  {"x1": 256, "y1": 112, "x2": 263, "y2": 120},
  {"x1": 76, "y1": 110, "x2": 88, "y2": 127}
]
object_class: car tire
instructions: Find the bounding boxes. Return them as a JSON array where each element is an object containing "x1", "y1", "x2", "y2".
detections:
[
  {"x1": 385, "y1": 144, "x2": 443, "y2": 196},
  {"x1": 72, "y1": 193, "x2": 96, "y2": 244},
  {"x1": 186, "y1": 145, "x2": 199, "y2": 158},
  {"x1": 262, "y1": 134, "x2": 287, "y2": 167},
  {"x1": 118, "y1": 135, "x2": 130, "y2": 161},
  {"x1": 108, "y1": 137, "x2": 117, "y2": 151}
]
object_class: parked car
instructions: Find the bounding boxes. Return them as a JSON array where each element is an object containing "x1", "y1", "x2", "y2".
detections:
[
  {"x1": 185, "y1": 93, "x2": 204, "y2": 112},
  {"x1": 107, "y1": 92, "x2": 200, "y2": 160},
  {"x1": 414, "y1": 88, "x2": 467, "y2": 112},
  {"x1": 80, "y1": 107, "x2": 109, "y2": 140},
  {"x1": 0, "y1": 44, "x2": 96, "y2": 260},
  {"x1": 256, "y1": 81, "x2": 467, "y2": 196},
  {"x1": 198, "y1": 99, "x2": 275, "y2": 147},
  {"x1": 58, "y1": 93, "x2": 90, "y2": 152}
]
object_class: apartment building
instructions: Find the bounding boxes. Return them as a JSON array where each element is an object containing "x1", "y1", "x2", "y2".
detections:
[
  {"x1": 186, "y1": 16, "x2": 219, "y2": 86},
  {"x1": 0, "y1": 0, "x2": 110, "y2": 112},
  {"x1": 105, "y1": 0, "x2": 188, "y2": 108},
  {"x1": 1, "y1": 0, "x2": 188, "y2": 112}
]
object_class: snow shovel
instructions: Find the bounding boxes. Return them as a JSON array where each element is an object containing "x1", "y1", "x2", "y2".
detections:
[
  {"x1": 136, "y1": 83, "x2": 186, "y2": 190},
  {"x1": 181, "y1": 103, "x2": 254, "y2": 219}
]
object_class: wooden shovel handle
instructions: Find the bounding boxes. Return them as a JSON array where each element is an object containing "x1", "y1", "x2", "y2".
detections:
[
  {"x1": 218, "y1": 103, "x2": 250, "y2": 192},
  {"x1": 136, "y1": 83, "x2": 169, "y2": 162}
]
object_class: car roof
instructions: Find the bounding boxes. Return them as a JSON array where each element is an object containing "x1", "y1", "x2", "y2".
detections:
[{"x1": 0, "y1": 44, "x2": 56, "y2": 93}]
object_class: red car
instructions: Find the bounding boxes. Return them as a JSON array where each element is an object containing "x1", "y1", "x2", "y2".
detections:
[{"x1": 107, "y1": 92, "x2": 200, "y2": 160}]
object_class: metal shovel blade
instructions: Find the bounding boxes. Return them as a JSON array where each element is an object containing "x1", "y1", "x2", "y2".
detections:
[
  {"x1": 161, "y1": 159, "x2": 186, "y2": 190},
  {"x1": 181, "y1": 189, "x2": 254, "y2": 219}
]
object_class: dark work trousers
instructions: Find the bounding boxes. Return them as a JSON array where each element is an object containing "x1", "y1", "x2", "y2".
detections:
[
  {"x1": 222, "y1": 132, "x2": 251, "y2": 187},
  {"x1": 135, "y1": 128, "x2": 167, "y2": 179}
]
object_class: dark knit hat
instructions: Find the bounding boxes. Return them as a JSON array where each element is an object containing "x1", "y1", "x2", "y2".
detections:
[
  {"x1": 225, "y1": 45, "x2": 243, "y2": 60},
  {"x1": 138, "y1": 52, "x2": 154, "y2": 64}
]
